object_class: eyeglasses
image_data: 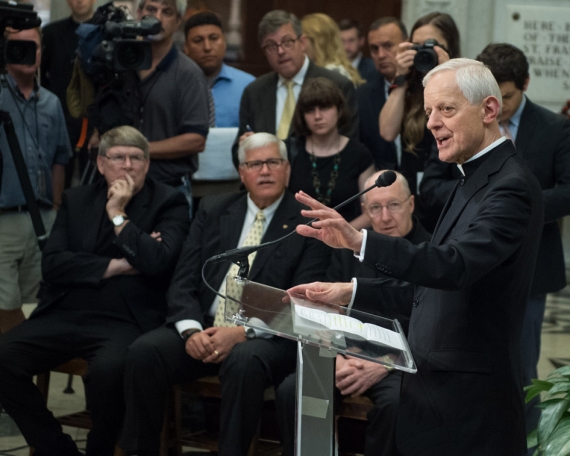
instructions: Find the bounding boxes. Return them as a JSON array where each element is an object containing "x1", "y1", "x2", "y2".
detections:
[
  {"x1": 104, "y1": 154, "x2": 147, "y2": 165},
  {"x1": 241, "y1": 158, "x2": 286, "y2": 172},
  {"x1": 366, "y1": 196, "x2": 411, "y2": 216},
  {"x1": 262, "y1": 38, "x2": 298, "y2": 54}
]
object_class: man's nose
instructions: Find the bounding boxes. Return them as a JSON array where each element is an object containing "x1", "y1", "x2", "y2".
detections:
[
  {"x1": 204, "y1": 39, "x2": 212, "y2": 51},
  {"x1": 426, "y1": 111, "x2": 440, "y2": 130}
]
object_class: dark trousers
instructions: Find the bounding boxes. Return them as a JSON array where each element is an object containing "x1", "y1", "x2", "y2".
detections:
[
  {"x1": 120, "y1": 326, "x2": 297, "y2": 456},
  {"x1": 0, "y1": 309, "x2": 143, "y2": 456},
  {"x1": 275, "y1": 370, "x2": 403, "y2": 456}
]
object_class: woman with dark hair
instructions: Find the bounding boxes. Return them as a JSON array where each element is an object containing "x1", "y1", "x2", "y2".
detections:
[
  {"x1": 378, "y1": 12, "x2": 460, "y2": 230},
  {"x1": 287, "y1": 77, "x2": 374, "y2": 229}
]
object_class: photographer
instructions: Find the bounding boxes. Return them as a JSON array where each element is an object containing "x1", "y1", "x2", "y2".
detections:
[
  {"x1": 378, "y1": 12, "x2": 459, "y2": 230},
  {"x1": 90, "y1": 0, "x2": 209, "y2": 216},
  {"x1": 0, "y1": 26, "x2": 71, "y2": 335}
]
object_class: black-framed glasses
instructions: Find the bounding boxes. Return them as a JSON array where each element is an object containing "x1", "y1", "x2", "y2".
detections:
[
  {"x1": 262, "y1": 38, "x2": 299, "y2": 54},
  {"x1": 104, "y1": 154, "x2": 147, "y2": 165},
  {"x1": 241, "y1": 158, "x2": 286, "y2": 171},
  {"x1": 366, "y1": 196, "x2": 411, "y2": 216}
]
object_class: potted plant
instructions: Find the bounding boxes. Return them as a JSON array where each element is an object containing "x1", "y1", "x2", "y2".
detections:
[{"x1": 524, "y1": 366, "x2": 570, "y2": 455}]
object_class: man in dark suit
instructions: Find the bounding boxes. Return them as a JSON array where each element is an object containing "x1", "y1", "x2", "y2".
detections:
[
  {"x1": 289, "y1": 59, "x2": 544, "y2": 455},
  {"x1": 338, "y1": 19, "x2": 377, "y2": 83},
  {"x1": 275, "y1": 170, "x2": 431, "y2": 456},
  {"x1": 120, "y1": 133, "x2": 330, "y2": 456},
  {"x1": 233, "y1": 10, "x2": 358, "y2": 166},
  {"x1": 421, "y1": 44, "x2": 570, "y2": 442},
  {"x1": 356, "y1": 17, "x2": 408, "y2": 170},
  {"x1": 0, "y1": 126, "x2": 190, "y2": 456}
]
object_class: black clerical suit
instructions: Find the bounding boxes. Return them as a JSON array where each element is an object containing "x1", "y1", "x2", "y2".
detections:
[
  {"x1": 0, "y1": 178, "x2": 189, "y2": 456},
  {"x1": 357, "y1": 140, "x2": 543, "y2": 455},
  {"x1": 275, "y1": 218, "x2": 431, "y2": 456},
  {"x1": 420, "y1": 98, "x2": 570, "y2": 434},
  {"x1": 232, "y1": 60, "x2": 359, "y2": 167},
  {"x1": 121, "y1": 190, "x2": 330, "y2": 455}
]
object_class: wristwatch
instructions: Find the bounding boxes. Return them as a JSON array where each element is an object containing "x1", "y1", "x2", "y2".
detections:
[
  {"x1": 244, "y1": 327, "x2": 256, "y2": 339},
  {"x1": 181, "y1": 328, "x2": 201, "y2": 341},
  {"x1": 112, "y1": 214, "x2": 129, "y2": 227},
  {"x1": 389, "y1": 74, "x2": 408, "y2": 94}
]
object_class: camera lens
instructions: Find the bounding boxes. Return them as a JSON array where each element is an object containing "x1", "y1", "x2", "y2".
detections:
[
  {"x1": 414, "y1": 49, "x2": 438, "y2": 73},
  {"x1": 117, "y1": 43, "x2": 144, "y2": 69},
  {"x1": 5, "y1": 40, "x2": 37, "y2": 65}
]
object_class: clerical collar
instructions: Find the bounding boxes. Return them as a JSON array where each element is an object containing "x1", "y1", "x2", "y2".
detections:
[{"x1": 457, "y1": 136, "x2": 507, "y2": 176}]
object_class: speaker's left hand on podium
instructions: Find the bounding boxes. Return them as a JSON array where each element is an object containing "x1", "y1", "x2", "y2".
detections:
[{"x1": 287, "y1": 281, "x2": 354, "y2": 306}]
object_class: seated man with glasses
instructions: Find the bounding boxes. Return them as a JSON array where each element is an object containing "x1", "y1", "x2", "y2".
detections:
[
  {"x1": 233, "y1": 10, "x2": 359, "y2": 166},
  {"x1": 120, "y1": 132, "x2": 331, "y2": 456},
  {"x1": 0, "y1": 126, "x2": 190, "y2": 456},
  {"x1": 275, "y1": 170, "x2": 430, "y2": 456}
]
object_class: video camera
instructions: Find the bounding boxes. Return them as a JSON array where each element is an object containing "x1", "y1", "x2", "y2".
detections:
[
  {"x1": 411, "y1": 38, "x2": 446, "y2": 73},
  {"x1": 88, "y1": 2, "x2": 161, "y2": 73},
  {"x1": 0, "y1": 0, "x2": 41, "y2": 72}
]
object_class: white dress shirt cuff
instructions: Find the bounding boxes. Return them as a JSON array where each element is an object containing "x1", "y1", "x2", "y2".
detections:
[
  {"x1": 354, "y1": 229, "x2": 368, "y2": 262},
  {"x1": 175, "y1": 320, "x2": 203, "y2": 338}
]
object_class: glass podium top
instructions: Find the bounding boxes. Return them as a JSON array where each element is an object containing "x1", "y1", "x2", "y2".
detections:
[{"x1": 225, "y1": 276, "x2": 416, "y2": 373}]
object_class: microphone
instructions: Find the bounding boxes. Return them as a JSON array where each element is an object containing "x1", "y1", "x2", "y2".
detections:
[{"x1": 206, "y1": 170, "x2": 398, "y2": 266}]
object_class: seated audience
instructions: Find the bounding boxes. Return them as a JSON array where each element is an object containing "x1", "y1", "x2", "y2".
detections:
[
  {"x1": 120, "y1": 133, "x2": 330, "y2": 456},
  {"x1": 338, "y1": 18, "x2": 377, "y2": 83},
  {"x1": 275, "y1": 171, "x2": 431, "y2": 456},
  {"x1": 287, "y1": 77, "x2": 374, "y2": 229},
  {"x1": 0, "y1": 126, "x2": 190, "y2": 456},
  {"x1": 234, "y1": 10, "x2": 359, "y2": 165},
  {"x1": 301, "y1": 13, "x2": 365, "y2": 86}
]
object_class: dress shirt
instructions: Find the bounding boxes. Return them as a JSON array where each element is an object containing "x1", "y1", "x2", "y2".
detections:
[
  {"x1": 0, "y1": 74, "x2": 71, "y2": 208},
  {"x1": 175, "y1": 192, "x2": 285, "y2": 336},
  {"x1": 210, "y1": 63, "x2": 255, "y2": 127},
  {"x1": 351, "y1": 53, "x2": 363, "y2": 69},
  {"x1": 276, "y1": 55, "x2": 310, "y2": 131},
  {"x1": 499, "y1": 95, "x2": 526, "y2": 142}
]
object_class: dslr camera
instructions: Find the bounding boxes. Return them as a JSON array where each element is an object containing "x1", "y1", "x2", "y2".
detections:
[
  {"x1": 0, "y1": 1, "x2": 41, "y2": 71},
  {"x1": 411, "y1": 38, "x2": 442, "y2": 73}
]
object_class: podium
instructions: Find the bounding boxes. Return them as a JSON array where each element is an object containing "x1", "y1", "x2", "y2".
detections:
[{"x1": 224, "y1": 275, "x2": 416, "y2": 456}]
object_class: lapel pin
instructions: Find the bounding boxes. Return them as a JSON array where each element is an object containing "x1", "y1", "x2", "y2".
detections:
[{"x1": 283, "y1": 224, "x2": 288, "y2": 229}]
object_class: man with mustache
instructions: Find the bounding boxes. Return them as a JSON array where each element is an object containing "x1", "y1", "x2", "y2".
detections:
[{"x1": 121, "y1": 132, "x2": 330, "y2": 456}]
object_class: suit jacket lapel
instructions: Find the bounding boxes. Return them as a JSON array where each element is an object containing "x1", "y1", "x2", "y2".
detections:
[
  {"x1": 248, "y1": 193, "x2": 298, "y2": 280},
  {"x1": 262, "y1": 73, "x2": 279, "y2": 134},
  {"x1": 83, "y1": 187, "x2": 107, "y2": 253},
  {"x1": 220, "y1": 196, "x2": 247, "y2": 255},
  {"x1": 431, "y1": 142, "x2": 516, "y2": 245},
  {"x1": 125, "y1": 183, "x2": 151, "y2": 228}
]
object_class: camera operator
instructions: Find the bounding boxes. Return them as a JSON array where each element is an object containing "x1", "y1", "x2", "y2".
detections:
[
  {"x1": 90, "y1": 0, "x2": 209, "y2": 217},
  {"x1": 0, "y1": 26, "x2": 72, "y2": 335},
  {"x1": 378, "y1": 12, "x2": 459, "y2": 231}
]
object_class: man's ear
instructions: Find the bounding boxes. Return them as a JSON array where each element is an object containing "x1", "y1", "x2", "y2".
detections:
[
  {"x1": 523, "y1": 76, "x2": 530, "y2": 92},
  {"x1": 298, "y1": 34, "x2": 307, "y2": 52},
  {"x1": 96, "y1": 155, "x2": 105, "y2": 175},
  {"x1": 482, "y1": 96, "x2": 501, "y2": 125}
]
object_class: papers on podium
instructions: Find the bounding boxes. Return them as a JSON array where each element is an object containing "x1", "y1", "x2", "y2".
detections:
[{"x1": 293, "y1": 302, "x2": 404, "y2": 351}]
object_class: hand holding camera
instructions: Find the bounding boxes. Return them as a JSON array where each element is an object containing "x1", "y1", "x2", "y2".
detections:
[{"x1": 394, "y1": 38, "x2": 451, "y2": 78}]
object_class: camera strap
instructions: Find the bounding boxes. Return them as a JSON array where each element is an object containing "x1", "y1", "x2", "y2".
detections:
[{"x1": 0, "y1": 78, "x2": 47, "y2": 250}]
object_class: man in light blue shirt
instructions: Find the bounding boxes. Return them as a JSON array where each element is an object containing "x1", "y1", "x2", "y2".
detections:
[
  {"x1": 0, "y1": 27, "x2": 71, "y2": 335},
  {"x1": 183, "y1": 11, "x2": 255, "y2": 128}
]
